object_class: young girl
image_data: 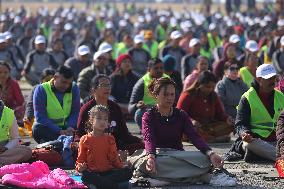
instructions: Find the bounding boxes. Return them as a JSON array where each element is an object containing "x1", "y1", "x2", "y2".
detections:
[{"x1": 76, "y1": 105, "x2": 132, "y2": 189}]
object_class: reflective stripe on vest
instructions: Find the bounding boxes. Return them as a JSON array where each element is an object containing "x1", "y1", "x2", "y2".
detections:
[
  {"x1": 0, "y1": 107, "x2": 14, "y2": 142},
  {"x1": 242, "y1": 87, "x2": 284, "y2": 138},
  {"x1": 239, "y1": 67, "x2": 254, "y2": 87},
  {"x1": 143, "y1": 41, "x2": 159, "y2": 58},
  {"x1": 42, "y1": 80, "x2": 73, "y2": 127},
  {"x1": 142, "y1": 73, "x2": 169, "y2": 105}
]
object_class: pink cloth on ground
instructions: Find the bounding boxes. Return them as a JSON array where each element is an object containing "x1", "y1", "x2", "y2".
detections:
[{"x1": 0, "y1": 161, "x2": 85, "y2": 189}]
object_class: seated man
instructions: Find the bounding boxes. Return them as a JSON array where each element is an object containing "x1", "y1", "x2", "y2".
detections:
[
  {"x1": 128, "y1": 58, "x2": 167, "y2": 129},
  {"x1": 233, "y1": 64, "x2": 284, "y2": 162},
  {"x1": 0, "y1": 100, "x2": 32, "y2": 166},
  {"x1": 32, "y1": 66, "x2": 80, "y2": 143}
]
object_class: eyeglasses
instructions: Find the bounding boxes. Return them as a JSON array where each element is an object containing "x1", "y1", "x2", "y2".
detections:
[
  {"x1": 97, "y1": 83, "x2": 111, "y2": 88},
  {"x1": 229, "y1": 66, "x2": 239, "y2": 71}
]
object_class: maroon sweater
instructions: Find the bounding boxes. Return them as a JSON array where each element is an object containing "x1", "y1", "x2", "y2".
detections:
[
  {"x1": 77, "y1": 98, "x2": 143, "y2": 152},
  {"x1": 142, "y1": 107, "x2": 211, "y2": 155}
]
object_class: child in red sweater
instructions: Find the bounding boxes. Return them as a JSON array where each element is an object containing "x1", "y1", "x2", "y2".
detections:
[{"x1": 76, "y1": 105, "x2": 132, "y2": 189}]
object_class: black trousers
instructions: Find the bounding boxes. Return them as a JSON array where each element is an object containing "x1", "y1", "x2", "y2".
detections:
[{"x1": 82, "y1": 167, "x2": 132, "y2": 189}]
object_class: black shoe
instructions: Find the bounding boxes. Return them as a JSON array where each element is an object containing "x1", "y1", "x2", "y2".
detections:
[{"x1": 223, "y1": 152, "x2": 242, "y2": 161}]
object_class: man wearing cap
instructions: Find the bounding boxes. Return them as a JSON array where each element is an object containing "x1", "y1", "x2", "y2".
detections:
[
  {"x1": 272, "y1": 36, "x2": 284, "y2": 74},
  {"x1": 229, "y1": 34, "x2": 244, "y2": 60},
  {"x1": 61, "y1": 23, "x2": 76, "y2": 57},
  {"x1": 155, "y1": 16, "x2": 168, "y2": 43},
  {"x1": 5, "y1": 31, "x2": 25, "y2": 79},
  {"x1": 98, "y1": 42, "x2": 116, "y2": 72},
  {"x1": 22, "y1": 35, "x2": 58, "y2": 86},
  {"x1": 48, "y1": 39, "x2": 68, "y2": 67},
  {"x1": 143, "y1": 30, "x2": 159, "y2": 59},
  {"x1": 128, "y1": 35, "x2": 151, "y2": 76},
  {"x1": 129, "y1": 58, "x2": 168, "y2": 130},
  {"x1": 207, "y1": 23, "x2": 222, "y2": 51},
  {"x1": 32, "y1": 66, "x2": 80, "y2": 143},
  {"x1": 238, "y1": 40, "x2": 262, "y2": 67},
  {"x1": 233, "y1": 64, "x2": 284, "y2": 162},
  {"x1": 17, "y1": 27, "x2": 33, "y2": 57},
  {"x1": 160, "y1": 30, "x2": 186, "y2": 73},
  {"x1": 9, "y1": 16, "x2": 24, "y2": 42},
  {"x1": 65, "y1": 45, "x2": 92, "y2": 81},
  {"x1": 77, "y1": 51, "x2": 112, "y2": 100},
  {"x1": 181, "y1": 38, "x2": 201, "y2": 80},
  {"x1": 0, "y1": 33, "x2": 21, "y2": 80}
]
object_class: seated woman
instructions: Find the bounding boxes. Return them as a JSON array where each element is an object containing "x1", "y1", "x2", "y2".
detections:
[
  {"x1": 177, "y1": 71, "x2": 234, "y2": 143},
  {"x1": 183, "y1": 56, "x2": 209, "y2": 90},
  {"x1": 110, "y1": 54, "x2": 139, "y2": 116},
  {"x1": 0, "y1": 100, "x2": 32, "y2": 166},
  {"x1": 0, "y1": 61, "x2": 25, "y2": 125},
  {"x1": 215, "y1": 62, "x2": 248, "y2": 119},
  {"x1": 276, "y1": 110, "x2": 284, "y2": 177},
  {"x1": 77, "y1": 74, "x2": 144, "y2": 155},
  {"x1": 129, "y1": 77, "x2": 236, "y2": 187}
]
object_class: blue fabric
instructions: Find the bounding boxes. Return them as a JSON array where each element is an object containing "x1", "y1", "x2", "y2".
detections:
[
  {"x1": 57, "y1": 135, "x2": 74, "y2": 167},
  {"x1": 162, "y1": 54, "x2": 176, "y2": 72},
  {"x1": 70, "y1": 175, "x2": 83, "y2": 183},
  {"x1": 33, "y1": 83, "x2": 80, "y2": 134}
]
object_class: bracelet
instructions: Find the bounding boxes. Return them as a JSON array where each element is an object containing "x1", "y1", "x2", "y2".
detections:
[{"x1": 206, "y1": 150, "x2": 215, "y2": 157}]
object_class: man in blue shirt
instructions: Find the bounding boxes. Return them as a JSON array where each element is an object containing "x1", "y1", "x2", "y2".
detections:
[{"x1": 32, "y1": 66, "x2": 80, "y2": 143}]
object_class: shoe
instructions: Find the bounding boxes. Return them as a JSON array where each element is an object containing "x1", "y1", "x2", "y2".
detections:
[
  {"x1": 209, "y1": 172, "x2": 237, "y2": 187},
  {"x1": 223, "y1": 152, "x2": 242, "y2": 161}
]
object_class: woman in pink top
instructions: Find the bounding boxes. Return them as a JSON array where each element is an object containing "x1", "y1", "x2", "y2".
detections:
[{"x1": 183, "y1": 56, "x2": 209, "y2": 90}]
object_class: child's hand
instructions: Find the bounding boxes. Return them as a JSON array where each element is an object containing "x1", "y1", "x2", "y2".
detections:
[{"x1": 77, "y1": 162, "x2": 87, "y2": 172}]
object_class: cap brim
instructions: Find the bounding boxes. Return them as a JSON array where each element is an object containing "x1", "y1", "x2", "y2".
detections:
[
  {"x1": 101, "y1": 48, "x2": 112, "y2": 53},
  {"x1": 231, "y1": 39, "x2": 240, "y2": 43},
  {"x1": 35, "y1": 41, "x2": 45, "y2": 44},
  {"x1": 260, "y1": 73, "x2": 276, "y2": 79},
  {"x1": 248, "y1": 47, "x2": 258, "y2": 52},
  {"x1": 78, "y1": 51, "x2": 89, "y2": 56}
]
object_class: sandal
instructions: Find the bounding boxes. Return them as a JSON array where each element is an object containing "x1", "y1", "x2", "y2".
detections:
[{"x1": 133, "y1": 179, "x2": 150, "y2": 188}]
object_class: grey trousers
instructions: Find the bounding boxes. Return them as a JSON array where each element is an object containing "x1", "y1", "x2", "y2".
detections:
[{"x1": 243, "y1": 138, "x2": 276, "y2": 161}]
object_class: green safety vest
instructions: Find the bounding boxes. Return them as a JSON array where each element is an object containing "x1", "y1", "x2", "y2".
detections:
[
  {"x1": 0, "y1": 106, "x2": 14, "y2": 142},
  {"x1": 142, "y1": 73, "x2": 169, "y2": 105},
  {"x1": 261, "y1": 45, "x2": 271, "y2": 64},
  {"x1": 241, "y1": 87, "x2": 284, "y2": 138},
  {"x1": 96, "y1": 20, "x2": 105, "y2": 31},
  {"x1": 112, "y1": 43, "x2": 119, "y2": 60},
  {"x1": 239, "y1": 67, "x2": 254, "y2": 87},
  {"x1": 115, "y1": 42, "x2": 129, "y2": 58},
  {"x1": 143, "y1": 41, "x2": 159, "y2": 58},
  {"x1": 200, "y1": 48, "x2": 212, "y2": 59},
  {"x1": 156, "y1": 25, "x2": 167, "y2": 42},
  {"x1": 207, "y1": 33, "x2": 222, "y2": 51},
  {"x1": 42, "y1": 80, "x2": 73, "y2": 128},
  {"x1": 158, "y1": 40, "x2": 167, "y2": 50}
]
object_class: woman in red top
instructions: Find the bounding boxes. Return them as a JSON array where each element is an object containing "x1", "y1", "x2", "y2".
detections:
[
  {"x1": 0, "y1": 61, "x2": 25, "y2": 124},
  {"x1": 177, "y1": 71, "x2": 234, "y2": 142}
]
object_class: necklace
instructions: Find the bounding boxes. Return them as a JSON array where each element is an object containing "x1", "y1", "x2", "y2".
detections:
[{"x1": 158, "y1": 107, "x2": 173, "y2": 122}]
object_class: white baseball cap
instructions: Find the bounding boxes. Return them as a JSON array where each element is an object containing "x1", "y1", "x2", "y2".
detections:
[
  {"x1": 105, "y1": 21, "x2": 113, "y2": 29},
  {"x1": 189, "y1": 38, "x2": 200, "y2": 47},
  {"x1": 277, "y1": 19, "x2": 284, "y2": 27},
  {"x1": 209, "y1": 23, "x2": 216, "y2": 31},
  {"x1": 281, "y1": 36, "x2": 284, "y2": 46},
  {"x1": 0, "y1": 33, "x2": 5, "y2": 43},
  {"x1": 245, "y1": 40, "x2": 259, "y2": 52},
  {"x1": 170, "y1": 17, "x2": 177, "y2": 27},
  {"x1": 93, "y1": 50, "x2": 106, "y2": 60},
  {"x1": 119, "y1": 19, "x2": 127, "y2": 27},
  {"x1": 98, "y1": 42, "x2": 112, "y2": 53},
  {"x1": 64, "y1": 23, "x2": 73, "y2": 30},
  {"x1": 170, "y1": 30, "x2": 182, "y2": 40},
  {"x1": 14, "y1": 16, "x2": 21, "y2": 24},
  {"x1": 4, "y1": 31, "x2": 12, "y2": 40},
  {"x1": 134, "y1": 35, "x2": 144, "y2": 44},
  {"x1": 256, "y1": 64, "x2": 276, "y2": 79},
  {"x1": 229, "y1": 34, "x2": 240, "y2": 44},
  {"x1": 77, "y1": 45, "x2": 90, "y2": 56},
  {"x1": 159, "y1": 16, "x2": 166, "y2": 23},
  {"x1": 34, "y1": 35, "x2": 46, "y2": 44}
]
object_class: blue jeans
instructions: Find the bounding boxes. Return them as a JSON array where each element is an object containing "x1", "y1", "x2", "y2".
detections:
[{"x1": 32, "y1": 123, "x2": 60, "y2": 144}]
